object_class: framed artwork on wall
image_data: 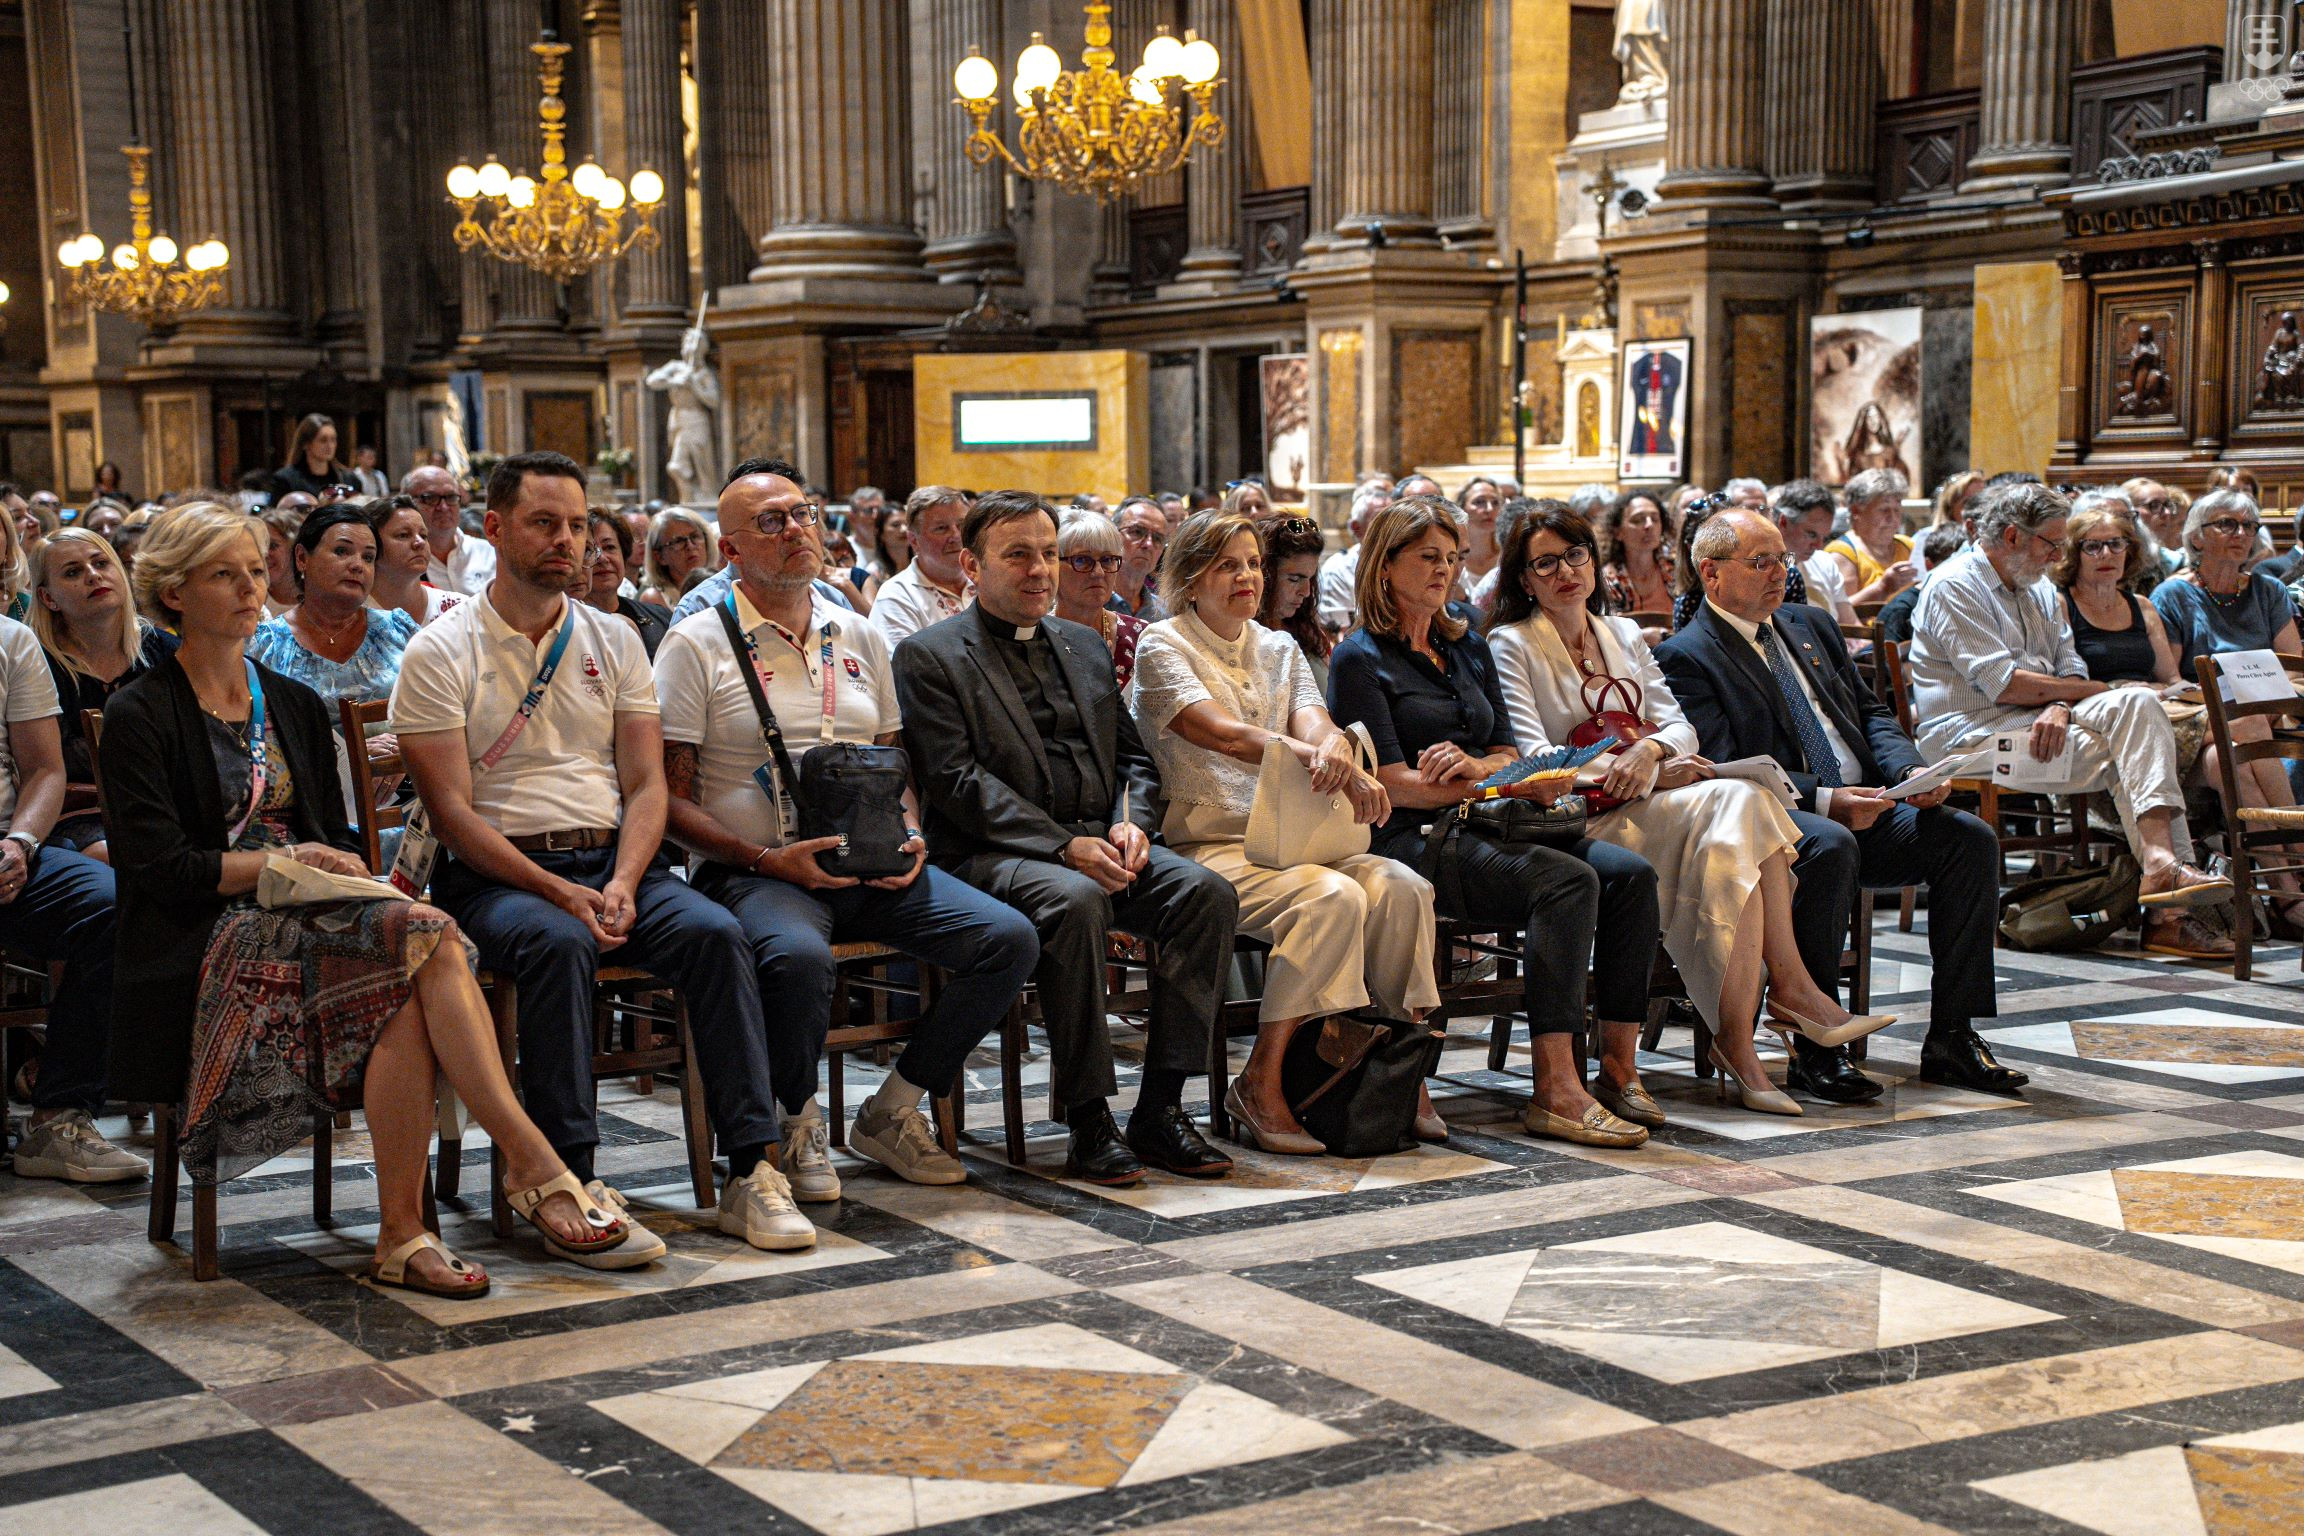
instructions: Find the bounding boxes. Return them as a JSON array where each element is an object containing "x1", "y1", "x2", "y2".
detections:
[
  {"x1": 1619, "y1": 337, "x2": 1690, "y2": 481},
  {"x1": 1810, "y1": 307, "x2": 1923, "y2": 486}
]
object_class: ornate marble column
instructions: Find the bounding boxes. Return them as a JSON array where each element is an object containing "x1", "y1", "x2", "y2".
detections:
[
  {"x1": 1963, "y1": 0, "x2": 2078, "y2": 191},
  {"x1": 2227, "y1": 1, "x2": 2290, "y2": 82},
  {"x1": 161, "y1": 0, "x2": 294, "y2": 337},
  {"x1": 1301, "y1": 0, "x2": 1345, "y2": 254},
  {"x1": 1176, "y1": 0, "x2": 1245, "y2": 280},
  {"x1": 1766, "y1": 0, "x2": 1874, "y2": 210},
  {"x1": 697, "y1": 1, "x2": 775, "y2": 295},
  {"x1": 1336, "y1": 0, "x2": 1437, "y2": 245},
  {"x1": 754, "y1": 0, "x2": 927, "y2": 282},
  {"x1": 915, "y1": 0, "x2": 1018, "y2": 283},
  {"x1": 619, "y1": 0, "x2": 689, "y2": 321},
  {"x1": 1656, "y1": 0, "x2": 1773, "y2": 210},
  {"x1": 1433, "y1": 0, "x2": 1491, "y2": 245}
]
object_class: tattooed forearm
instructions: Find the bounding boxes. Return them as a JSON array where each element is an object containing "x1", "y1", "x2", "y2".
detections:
[{"x1": 663, "y1": 740, "x2": 700, "y2": 802}]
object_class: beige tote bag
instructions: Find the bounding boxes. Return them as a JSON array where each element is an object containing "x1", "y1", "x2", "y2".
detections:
[{"x1": 1244, "y1": 721, "x2": 1378, "y2": 869}]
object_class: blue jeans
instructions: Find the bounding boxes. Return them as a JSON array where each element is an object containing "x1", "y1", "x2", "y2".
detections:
[
  {"x1": 0, "y1": 848, "x2": 116, "y2": 1114},
  {"x1": 692, "y1": 862, "x2": 1038, "y2": 1109},
  {"x1": 431, "y1": 849, "x2": 780, "y2": 1161}
]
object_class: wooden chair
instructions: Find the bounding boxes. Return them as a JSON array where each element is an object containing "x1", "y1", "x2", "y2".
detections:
[
  {"x1": 1852, "y1": 599, "x2": 1887, "y2": 625},
  {"x1": 982, "y1": 934, "x2": 1160, "y2": 1163},
  {"x1": 2194, "y1": 652, "x2": 2304, "y2": 980},
  {"x1": 821, "y1": 943, "x2": 961, "y2": 1157}
]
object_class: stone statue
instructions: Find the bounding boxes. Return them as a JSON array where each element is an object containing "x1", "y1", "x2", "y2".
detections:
[
  {"x1": 2115, "y1": 324, "x2": 2171, "y2": 418},
  {"x1": 646, "y1": 321, "x2": 721, "y2": 505},
  {"x1": 1613, "y1": 0, "x2": 1669, "y2": 106},
  {"x1": 2260, "y1": 310, "x2": 2304, "y2": 409}
]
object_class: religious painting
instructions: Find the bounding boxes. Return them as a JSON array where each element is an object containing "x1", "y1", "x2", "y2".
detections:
[
  {"x1": 1810, "y1": 307, "x2": 1922, "y2": 487},
  {"x1": 1575, "y1": 380, "x2": 1602, "y2": 460},
  {"x1": 1618, "y1": 336, "x2": 1690, "y2": 481},
  {"x1": 1259, "y1": 354, "x2": 1310, "y2": 500}
]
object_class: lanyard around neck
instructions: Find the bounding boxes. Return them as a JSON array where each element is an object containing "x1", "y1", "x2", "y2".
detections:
[
  {"x1": 728, "y1": 596, "x2": 838, "y2": 744},
  {"x1": 225, "y1": 658, "x2": 268, "y2": 845}
]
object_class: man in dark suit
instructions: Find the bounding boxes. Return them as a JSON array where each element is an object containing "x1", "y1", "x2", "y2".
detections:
[
  {"x1": 1656, "y1": 507, "x2": 2021, "y2": 1099},
  {"x1": 894, "y1": 490, "x2": 1240, "y2": 1185}
]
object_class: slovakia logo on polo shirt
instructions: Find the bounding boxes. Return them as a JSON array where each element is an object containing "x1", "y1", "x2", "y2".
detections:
[
  {"x1": 580, "y1": 652, "x2": 606, "y2": 699},
  {"x1": 844, "y1": 657, "x2": 862, "y2": 679}
]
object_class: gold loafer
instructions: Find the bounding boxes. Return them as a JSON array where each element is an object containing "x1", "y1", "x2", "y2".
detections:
[
  {"x1": 1592, "y1": 1075, "x2": 1666, "y2": 1128},
  {"x1": 1522, "y1": 1101, "x2": 1649, "y2": 1148}
]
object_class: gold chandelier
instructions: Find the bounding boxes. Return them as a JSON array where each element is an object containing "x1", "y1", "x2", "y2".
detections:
[
  {"x1": 445, "y1": 37, "x2": 665, "y2": 283},
  {"x1": 55, "y1": 146, "x2": 229, "y2": 329},
  {"x1": 952, "y1": 2, "x2": 1225, "y2": 204}
]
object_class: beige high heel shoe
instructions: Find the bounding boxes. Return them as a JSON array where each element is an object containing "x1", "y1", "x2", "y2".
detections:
[
  {"x1": 1765, "y1": 1001, "x2": 1896, "y2": 1051},
  {"x1": 1706, "y1": 1044, "x2": 1803, "y2": 1117}
]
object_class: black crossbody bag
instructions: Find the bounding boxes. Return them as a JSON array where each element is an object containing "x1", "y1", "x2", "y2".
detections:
[{"x1": 715, "y1": 602, "x2": 913, "y2": 879}]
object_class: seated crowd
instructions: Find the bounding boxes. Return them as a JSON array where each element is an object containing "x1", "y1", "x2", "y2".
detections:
[{"x1": 4, "y1": 434, "x2": 2295, "y2": 1301}]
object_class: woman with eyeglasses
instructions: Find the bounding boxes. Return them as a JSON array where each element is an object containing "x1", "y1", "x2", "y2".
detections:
[
  {"x1": 2055, "y1": 500, "x2": 2180, "y2": 691},
  {"x1": 642, "y1": 507, "x2": 716, "y2": 608},
  {"x1": 1054, "y1": 510, "x2": 1147, "y2": 689},
  {"x1": 1254, "y1": 510, "x2": 1334, "y2": 690},
  {"x1": 581, "y1": 509, "x2": 672, "y2": 658},
  {"x1": 1491, "y1": 503, "x2": 1876, "y2": 1117}
]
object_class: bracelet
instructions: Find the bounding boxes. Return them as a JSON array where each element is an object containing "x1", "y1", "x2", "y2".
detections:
[{"x1": 749, "y1": 845, "x2": 772, "y2": 873}]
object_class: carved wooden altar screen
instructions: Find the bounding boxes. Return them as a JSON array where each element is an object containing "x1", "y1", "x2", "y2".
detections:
[{"x1": 2049, "y1": 163, "x2": 2304, "y2": 507}]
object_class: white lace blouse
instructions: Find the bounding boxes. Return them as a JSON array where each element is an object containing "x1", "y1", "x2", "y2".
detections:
[{"x1": 1129, "y1": 611, "x2": 1325, "y2": 815}]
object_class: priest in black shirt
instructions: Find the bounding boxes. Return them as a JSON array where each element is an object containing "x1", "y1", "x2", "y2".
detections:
[{"x1": 893, "y1": 490, "x2": 1239, "y2": 1185}]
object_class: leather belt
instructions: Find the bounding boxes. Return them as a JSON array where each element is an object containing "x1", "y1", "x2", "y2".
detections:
[{"x1": 506, "y1": 827, "x2": 618, "y2": 852}]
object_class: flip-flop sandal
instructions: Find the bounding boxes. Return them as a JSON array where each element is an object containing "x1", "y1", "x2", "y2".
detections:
[
  {"x1": 504, "y1": 1169, "x2": 630, "y2": 1258},
  {"x1": 367, "y1": 1232, "x2": 489, "y2": 1299}
]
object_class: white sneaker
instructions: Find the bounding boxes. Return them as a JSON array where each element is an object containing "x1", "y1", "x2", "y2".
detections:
[
  {"x1": 850, "y1": 1100, "x2": 966, "y2": 1186},
  {"x1": 717, "y1": 1162, "x2": 818, "y2": 1250},
  {"x1": 13, "y1": 1111, "x2": 149, "y2": 1183},
  {"x1": 781, "y1": 1106, "x2": 841, "y2": 1203},
  {"x1": 565, "y1": 1179, "x2": 667, "y2": 1269}
]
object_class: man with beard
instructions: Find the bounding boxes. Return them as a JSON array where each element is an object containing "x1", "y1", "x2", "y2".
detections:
[
  {"x1": 395, "y1": 452, "x2": 783, "y2": 1262},
  {"x1": 1909, "y1": 480, "x2": 2231, "y2": 953}
]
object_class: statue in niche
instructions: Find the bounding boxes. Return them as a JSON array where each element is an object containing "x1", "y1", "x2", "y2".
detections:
[
  {"x1": 2114, "y1": 323, "x2": 2171, "y2": 419},
  {"x1": 1576, "y1": 381, "x2": 1602, "y2": 459},
  {"x1": 1613, "y1": 0, "x2": 1669, "y2": 106},
  {"x1": 646, "y1": 314, "x2": 721, "y2": 505},
  {"x1": 2259, "y1": 310, "x2": 2304, "y2": 409}
]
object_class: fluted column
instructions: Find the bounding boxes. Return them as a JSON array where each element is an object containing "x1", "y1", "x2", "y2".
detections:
[
  {"x1": 1657, "y1": 0, "x2": 1773, "y2": 210},
  {"x1": 1766, "y1": 0, "x2": 1874, "y2": 210},
  {"x1": 1176, "y1": 0, "x2": 1245, "y2": 279},
  {"x1": 2228, "y1": 0, "x2": 2290, "y2": 82},
  {"x1": 698, "y1": 1, "x2": 775, "y2": 294},
  {"x1": 1336, "y1": 0, "x2": 1437, "y2": 245},
  {"x1": 1963, "y1": 0, "x2": 2077, "y2": 191},
  {"x1": 916, "y1": 0, "x2": 1018, "y2": 282},
  {"x1": 1433, "y1": 0, "x2": 1490, "y2": 244},
  {"x1": 1302, "y1": 0, "x2": 1345, "y2": 253},
  {"x1": 481, "y1": 0, "x2": 560, "y2": 331},
  {"x1": 618, "y1": 0, "x2": 690, "y2": 319},
  {"x1": 755, "y1": 0, "x2": 927, "y2": 281},
  {"x1": 161, "y1": 0, "x2": 293, "y2": 336}
]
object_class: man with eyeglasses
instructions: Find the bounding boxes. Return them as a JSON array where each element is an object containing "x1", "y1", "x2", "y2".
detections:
[
  {"x1": 1109, "y1": 496, "x2": 1170, "y2": 621},
  {"x1": 870, "y1": 486, "x2": 975, "y2": 646},
  {"x1": 654, "y1": 458, "x2": 1036, "y2": 1210},
  {"x1": 1660, "y1": 507, "x2": 2012, "y2": 1099},
  {"x1": 1317, "y1": 482, "x2": 1391, "y2": 630},
  {"x1": 1909, "y1": 481, "x2": 2231, "y2": 940},
  {"x1": 402, "y1": 464, "x2": 495, "y2": 595},
  {"x1": 2119, "y1": 477, "x2": 2183, "y2": 592}
]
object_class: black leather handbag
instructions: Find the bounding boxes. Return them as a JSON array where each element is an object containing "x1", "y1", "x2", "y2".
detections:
[
  {"x1": 715, "y1": 603, "x2": 914, "y2": 879},
  {"x1": 1280, "y1": 1013, "x2": 1446, "y2": 1157},
  {"x1": 1417, "y1": 792, "x2": 1588, "y2": 920}
]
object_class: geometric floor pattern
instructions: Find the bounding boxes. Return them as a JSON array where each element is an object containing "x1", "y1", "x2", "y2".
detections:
[{"x1": 4, "y1": 914, "x2": 2304, "y2": 1534}]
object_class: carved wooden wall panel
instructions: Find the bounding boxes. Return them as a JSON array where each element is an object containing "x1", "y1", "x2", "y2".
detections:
[
  {"x1": 2227, "y1": 275, "x2": 2304, "y2": 442},
  {"x1": 2090, "y1": 284, "x2": 2190, "y2": 444}
]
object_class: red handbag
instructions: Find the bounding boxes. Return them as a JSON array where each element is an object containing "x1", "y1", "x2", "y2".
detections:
[{"x1": 1566, "y1": 673, "x2": 1657, "y2": 812}]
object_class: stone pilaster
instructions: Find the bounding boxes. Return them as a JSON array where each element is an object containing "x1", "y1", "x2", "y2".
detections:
[
  {"x1": 1433, "y1": 0, "x2": 1491, "y2": 245},
  {"x1": 1174, "y1": 0, "x2": 1246, "y2": 281},
  {"x1": 481, "y1": 0, "x2": 560, "y2": 335},
  {"x1": 1963, "y1": 0, "x2": 2078, "y2": 191},
  {"x1": 914, "y1": 0, "x2": 1018, "y2": 283},
  {"x1": 1656, "y1": 0, "x2": 1773, "y2": 210},
  {"x1": 1336, "y1": 0, "x2": 1437, "y2": 245},
  {"x1": 754, "y1": 0, "x2": 927, "y2": 282},
  {"x1": 1302, "y1": 0, "x2": 1345, "y2": 253},
  {"x1": 1766, "y1": 0, "x2": 1874, "y2": 211},
  {"x1": 697, "y1": 1, "x2": 775, "y2": 294},
  {"x1": 2228, "y1": 0, "x2": 2290, "y2": 82},
  {"x1": 160, "y1": 0, "x2": 294, "y2": 339},
  {"x1": 1091, "y1": 197, "x2": 1132, "y2": 304},
  {"x1": 620, "y1": 0, "x2": 690, "y2": 321}
]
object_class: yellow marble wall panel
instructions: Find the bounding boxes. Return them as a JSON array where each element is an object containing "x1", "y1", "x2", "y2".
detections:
[
  {"x1": 914, "y1": 350, "x2": 1148, "y2": 503},
  {"x1": 1507, "y1": 0, "x2": 1570, "y2": 257},
  {"x1": 1395, "y1": 330, "x2": 1483, "y2": 470},
  {"x1": 1971, "y1": 260, "x2": 2062, "y2": 479},
  {"x1": 1320, "y1": 329, "x2": 1364, "y2": 482}
]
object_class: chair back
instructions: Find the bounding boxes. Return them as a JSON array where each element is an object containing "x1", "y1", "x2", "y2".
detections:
[
  {"x1": 2194, "y1": 652, "x2": 2304, "y2": 810},
  {"x1": 339, "y1": 697, "x2": 408, "y2": 876},
  {"x1": 1877, "y1": 634, "x2": 1919, "y2": 737},
  {"x1": 80, "y1": 709, "x2": 107, "y2": 821},
  {"x1": 1852, "y1": 599, "x2": 1887, "y2": 625},
  {"x1": 1839, "y1": 622, "x2": 1880, "y2": 706},
  {"x1": 1624, "y1": 610, "x2": 1671, "y2": 633}
]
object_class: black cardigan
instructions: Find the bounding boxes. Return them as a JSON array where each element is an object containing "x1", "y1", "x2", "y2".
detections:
[{"x1": 99, "y1": 655, "x2": 360, "y2": 1104}]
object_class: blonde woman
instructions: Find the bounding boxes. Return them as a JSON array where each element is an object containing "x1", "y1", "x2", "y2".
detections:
[
  {"x1": 0, "y1": 486, "x2": 31, "y2": 623},
  {"x1": 100, "y1": 504, "x2": 639, "y2": 1294},
  {"x1": 643, "y1": 506, "x2": 715, "y2": 607},
  {"x1": 1130, "y1": 510, "x2": 1442, "y2": 1154},
  {"x1": 30, "y1": 529, "x2": 176, "y2": 860}
]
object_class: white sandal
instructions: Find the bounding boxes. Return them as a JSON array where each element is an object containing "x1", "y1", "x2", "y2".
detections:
[
  {"x1": 504, "y1": 1169, "x2": 630, "y2": 1260},
  {"x1": 368, "y1": 1232, "x2": 489, "y2": 1299}
]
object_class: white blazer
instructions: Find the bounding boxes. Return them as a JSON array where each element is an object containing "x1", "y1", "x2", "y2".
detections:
[{"x1": 1488, "y1": 608, "x2": 1701, "y2": 759}]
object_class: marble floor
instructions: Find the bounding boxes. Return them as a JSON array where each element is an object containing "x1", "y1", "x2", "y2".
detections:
[{"x1": 6, "y1": 918, "x2": 2304, "y2": 1534}]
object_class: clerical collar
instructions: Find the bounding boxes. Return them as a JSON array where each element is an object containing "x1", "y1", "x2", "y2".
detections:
[{"x1": 973, "y1": 603, "x2": 1040, "y2": 644}]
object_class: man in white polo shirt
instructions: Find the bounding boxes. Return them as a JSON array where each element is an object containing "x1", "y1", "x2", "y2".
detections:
[
  {"x1": 403, "y1": 464, "x2": 496, "y2": 595},
  {"x1": 868, "y1": 485, "x2": 973, "y2": 646},
  {"x1": 394, "y1": 451, "x2": 794, "y2": 1259},
  {"x1": 656, "y1": 457, "x2": 1036, "y2": 1203}
]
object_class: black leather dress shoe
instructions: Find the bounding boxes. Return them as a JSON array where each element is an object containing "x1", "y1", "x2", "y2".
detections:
[
  {"x1": 1064, "y1": 1102, "x2": 1144, "y2": 1185},
  {"x1": 1126, "y1": 1106, "x2": 1235, "y2": 1179},
  {"x1": 1787, "y1": 1040, "x2": 1884, "y2": 1104},
  {"x1": 1919, "y1": 1029, "x2": 2029, "y2": 1096}
]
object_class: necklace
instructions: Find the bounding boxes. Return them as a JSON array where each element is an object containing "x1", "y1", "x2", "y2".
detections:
[
  {"x1": 1097, "y1": 609, "x2": 1116, "y2": 645},
  {"x1": 298, "y1": 603, "x2": 365, "y2": 652},
  {"x1": 2199, "y1": 569, "x2": 2248, "y2": 607}
]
